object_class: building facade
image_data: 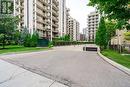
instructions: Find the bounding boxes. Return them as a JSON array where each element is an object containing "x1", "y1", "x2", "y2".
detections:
[
  {"x1": 24, "y1": 0, "x2": 59, "y2": 40},
  {"x1": 5, "y1": 0, "x2": 59, "y2": 40},
  {"x1": 83, "y1": 27, "x2": 88, "y2": 41},
  {"x1": 66, "y1": 8, "x2": 70, "y2": 35},
  {"x1": 58, "y1": 0, "x2": 67, "y2": 37},
  {"x1": 87, "y1": 11, "x2": 99, "y2": 42},
  {"x1": 67, "y1": 17, "x2": 80, "y2": 41}
]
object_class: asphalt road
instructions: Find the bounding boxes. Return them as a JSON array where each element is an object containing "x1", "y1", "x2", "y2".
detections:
[{"x1": 1, "y1": 45, "x2": 130, "y2": 87}]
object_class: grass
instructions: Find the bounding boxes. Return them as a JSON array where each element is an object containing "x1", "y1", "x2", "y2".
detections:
[
  {"x1": 101, "y1": 49, "x2": 130, "y2": 69},
  {"x1": 0, "y1": 45, "x2": 50, "y2": 54}
]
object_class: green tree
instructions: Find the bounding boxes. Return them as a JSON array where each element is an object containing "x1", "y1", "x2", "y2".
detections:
[
  {"x1": 88, "y1": 0, "x2": 130, "y2": 29},
  {"x1": 24, "y1": 34, "x2": 31, "y2": 47},
  {"x1": 13, "y1": 30, "x2": 21, "y2": 45},
  {"x1": 64, "y1": 34, "x2": 70, "y2": 41},
  {"x1": 95, "y1": 17, "x2": 107, "y2": 50},
  {"x1": 30, "y1": 33, "x2": 39, "y2": 47},
  {"x1": 105, "y1": 20, "x2": 116, "y2": 47},
  {"x1": 23, "y1": 31, "x2": 39, "y2": 47},
  {"x1": 0, "y1": 16, "x2": 19, "y2": 48}
]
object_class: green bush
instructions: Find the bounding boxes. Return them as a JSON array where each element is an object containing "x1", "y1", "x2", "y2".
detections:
[
  {"x1": 52, "y1": 41, "x2": 93, "y2": 46},
  {"x1": 30, "y1": 34, "x2": 38, "y2": 47},
  {"x1": 48, "y1": 41, "x2": 53, "y2": 48},
  {"x1": 24, "y1": 34, "x2": 31, "y2": 47},
  {"x1": 24, "y1": 33, "x2": 38, "y2": 47}
]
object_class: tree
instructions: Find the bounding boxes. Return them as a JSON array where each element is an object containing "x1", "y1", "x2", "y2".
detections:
[
  {"x1": 13, "y1": 31, "x2": 21, "y2": 45},
  {"x1": 105, "y1": 20, "x2": 117, "y2": 47},
  {"x1": 30, "y1": 33, "x2": 39, "y2": 47},
  {"x1": 23, "y1": 31, "x2": 39, "y2": 47},
  {"x1": 0, "y1": 16, "x2": 19, "y2": 48},
  {"x1": 63, "y1": 34, "x2": 70, "y2": 41},
  {"x1": 88, "y1": 0, "x2": 130, "y2": 29},
  {"x1": 95, "y1": 17, "x2": 107, "y2": 50}
]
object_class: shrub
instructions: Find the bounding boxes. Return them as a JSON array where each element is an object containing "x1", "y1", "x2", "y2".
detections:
[
  {"x1": 30, "y1": 34, "x2": 38, "y2": 47},
  {"x1": 24, "y1": 34, "x2": 31, "y2": 47},
  {"x1": 23, "y1": 33, "x2": 38, "y2": 47},
  {"x1": 48, "y1": 41, "x2": 53, "y2": 48}
]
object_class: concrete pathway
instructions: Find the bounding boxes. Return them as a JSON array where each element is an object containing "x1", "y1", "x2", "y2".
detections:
[
  {"x1": 0, "y1": 60, "x2": 67, "y2": 87},
  {"x1": 0, "y1": 45, "x2": 130, "y2": 87}
]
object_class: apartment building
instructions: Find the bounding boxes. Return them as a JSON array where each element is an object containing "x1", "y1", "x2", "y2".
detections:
[
  {"x1": 1, "y1": 0, "x2": 59, "y2": 40},
  {"x1": 23, "y1": 0, "x2": 59, "y2": 40},
  {"x1": 59, "y1": 0, "x2": 67, "y2": 37},
  {"x1": 111, "y1": 29, "x2": 130, "y2": 52},
  {"x1": 83, "y1": 27, "x2": 88, "y2": 41},
  {"x1": 87, "y1": 11, "x2": 100, "y2": 42},
  {"x1": 66, "y1": 8, "x2": 70, "y2": 35},
  {"x1": 67, "y1": 17, "x2": 80, "y2": 41},
  {"x1": 14, "y1": 0, "x2": 24, "y2": 30}
]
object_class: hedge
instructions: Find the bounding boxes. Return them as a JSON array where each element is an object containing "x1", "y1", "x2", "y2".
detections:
[{"x1": 52, "y1": 41, "x2": 94, "y2": 46}]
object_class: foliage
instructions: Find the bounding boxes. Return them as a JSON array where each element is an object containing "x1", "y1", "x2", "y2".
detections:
[
  {"x1": 124, "y1": 32, "x2": 130, "y2": 40},
  {"x1": 124, "y1": 32, "x2": 130, "y2": 36},
  {"x1": 95, "y1": 17, "x2": 107, "y2": 49},
  {"x1": 88, "y1": 0, "x2": 130, "y2": 30},
  {"x1": 24, "y1": 34, "x2": 31, "y2": 47},
  {"x1": 30, "y1": 33, "x2": 39, "y2": 47},
  {"x1": 48, "y1": 41, "x2": 53, "y2": 48},
  {"x1": 105, "y1": 20, "x2": 116, "y2": 45},
  {"x1": 0, "y1": 16, "x2": 19, "y2": 48},
  {"x1": 23, "y1": 33, "x2": 39, "y2": 47},
  {"x1": 54, "y1": 34, "x2": 70, "y2": 41},
  {"x1": 52, "y1": 41, "x2": 93, "y2": 46},
  {"x1": 12, "y1": 31, "x2": 21, "y2": 45},
  {"x1": 20, "y1": 27, "x2": 29, "y2": 45}
]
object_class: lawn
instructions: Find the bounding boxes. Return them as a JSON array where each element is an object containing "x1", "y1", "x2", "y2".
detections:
[
  {"x1": 101, "y1": 49, "x2": 130, "y2": 69},
  {"x1": 0, "y1": 45, "x2": 50, "y2": 54}
]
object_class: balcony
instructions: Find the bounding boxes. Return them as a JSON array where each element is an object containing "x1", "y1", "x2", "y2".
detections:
[
  {"x1": 52, "y1": 10, "x2": 58, "y2": 17},
  {"x1": 36, "y1": 10, "x2": 47, "y2": 18},
  {"x1": 52, "y1": 4, "x2": 59, "y2": 11},
  {"x1": 37, "y1": 24, "x2": 46, "y2": 31},
  {"x1": 52, "y1": 16, "x2": 58, "y2": 22},
  {"x1": 38, "y1": 0, "x2": 48, "y2": 6},
  {"x1": 53, "y1": 0, "x2": 59, "y2": 6},
  {"x1": 36, "y1": 1, "x2": 47, "y2": 12}
]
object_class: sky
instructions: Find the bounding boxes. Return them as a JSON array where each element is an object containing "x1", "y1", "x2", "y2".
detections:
[{"x1": 66, "y1": 0, "x2": 95, "y2": 33}]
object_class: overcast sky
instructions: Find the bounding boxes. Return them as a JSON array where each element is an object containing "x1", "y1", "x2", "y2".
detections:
[{"x1": 66, "y1": 0, "x2": 95, "y2": 33}]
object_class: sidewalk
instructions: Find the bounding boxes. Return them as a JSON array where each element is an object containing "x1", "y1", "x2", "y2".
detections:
[{"x1": 0, "y1": 59, "x2": 68, "y2": 87}]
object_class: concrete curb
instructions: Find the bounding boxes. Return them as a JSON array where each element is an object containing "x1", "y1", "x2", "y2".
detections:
[{"x1": 97, "y1": 49, "x2": 130, "y2": 76}]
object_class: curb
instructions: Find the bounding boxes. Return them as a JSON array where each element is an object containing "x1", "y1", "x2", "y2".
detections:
[{"x1": 97, "y1": 49, "x2": 130, "y2": 76}]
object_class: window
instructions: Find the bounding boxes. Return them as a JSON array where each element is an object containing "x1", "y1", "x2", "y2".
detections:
[{"x1": 0, "y1": 1, "x2": 13, "y2": 14}]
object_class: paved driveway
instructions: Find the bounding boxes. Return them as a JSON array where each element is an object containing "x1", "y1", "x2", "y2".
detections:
[{"x1": 0, "y1": 45, "x2": 130, "y2": 87}]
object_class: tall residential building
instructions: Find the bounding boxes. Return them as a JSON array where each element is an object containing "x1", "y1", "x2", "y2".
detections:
[
  {"x1": 83, "y1": 27, "x2": 88, "y2": 41},
  {"x1": 66, "y1": 8, "x2": 70, "y2": 35},
  {"x1": 68, "y1": 17, "x2": 80, "y2": 41},
  {"x1": 59, "y1": 0, "x2": 67, "y2": 37},
  {"x1": 87, "y1": 11, "x2": 100, "y2": 42},
  {"x1": 23, "y1": 0, "x2": 59, "y2": 40},
  {"x1": 2, "y1": 0, "x2": 59, "y2": 40},
  {"x1": 14, "y1": 0, "x2": 24, "y2": 30}
]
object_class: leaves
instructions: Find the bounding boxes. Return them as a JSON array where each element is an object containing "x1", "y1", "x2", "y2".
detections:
[
  {"x1": 95, "y1": 17, "x2": 107, "y2": 49},
  {"x1": 88, "y1": 0, "x2": 130, "y2": 28},
  {"x1": 0, "y1": 16, "x2": 19, "y2": 48}
]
